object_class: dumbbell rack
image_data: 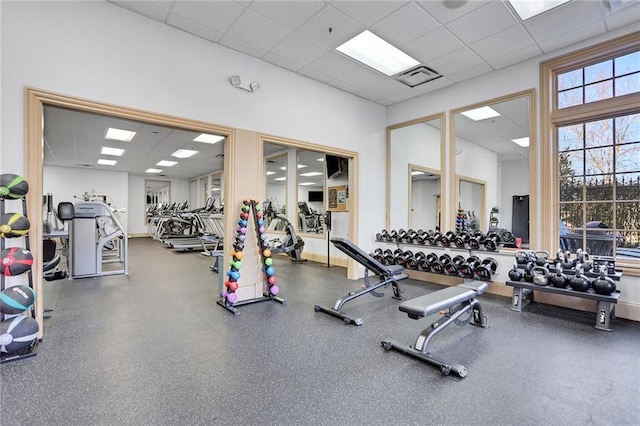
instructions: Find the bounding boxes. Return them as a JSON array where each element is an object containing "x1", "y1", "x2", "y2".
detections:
[
  {"x1": 374, "y1": 236, "x2": 498, "y2": 284},
  {"x1": 1, "y1": 197, "x2": 38, "y2": 363}
]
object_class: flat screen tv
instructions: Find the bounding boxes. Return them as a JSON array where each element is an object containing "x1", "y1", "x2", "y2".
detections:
[
  {"x1": 308, "y1": 191, "x2": 323, "y2": 202},
  {"x1": 326, "y1": 154, "x2": 344, "y2": 179}
]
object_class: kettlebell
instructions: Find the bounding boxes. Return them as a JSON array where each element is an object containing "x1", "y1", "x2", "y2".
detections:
[
  {"x1": 534, "y1": 250, "x2": 549, "y2": 267},
  {"x1": 550, "y1": 262, "x2": 569, "y2": 288},
  {"x1": 561, "y1": 250, "x2": 575, "y2": 271},
  {"x1": 579, "y1": 250, "x2": 593, "y2": 272},
  {"x1": 523, "y1": 262, "x2": 535, "y2": 283},
  {"x1": 508, "y1": 260, "x2": 523, "y2": 281},
  {"x1": 569, "y1": 263, "x2": 591, "y2": 292},
  {"x1": 592, "y1": 266, "x2": 616, "y2": 295},
  {"x1": 532, "y1": 266, "x2": 550, "y2": 286}
]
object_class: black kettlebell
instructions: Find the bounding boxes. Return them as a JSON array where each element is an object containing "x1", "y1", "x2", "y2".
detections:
[
  {"x1": 578, "y1": 249, "x2": 593, "y2": 272},
  {"x1": 561, "y1": 250, "x2": 575, "y2": 271},
  {"x1": 534, "y1": 250, "x2": 549, "y2": 267},
  {"x1": 532, "y1": 266, "x2": 550, "y2": 286},
  {"x1": 550, "y1": 263, "x2": 569, "y2": 288},
  {"x1": 592, "y1": 266, "x2": 616, "y2": 295},
  {"x1": 508, "y1": 260, "x2": 523, "y2": 281},
  {"x1": 523, "y1": 262, "x2": 535, "y2": 282},
  {"x1": 569, "y1": 263, "x2": 591, "y2": 292}
]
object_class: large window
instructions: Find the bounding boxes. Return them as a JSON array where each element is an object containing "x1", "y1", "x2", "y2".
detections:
[{"x1": 542, "y1": 33, "x2": 640, "y2": 266}]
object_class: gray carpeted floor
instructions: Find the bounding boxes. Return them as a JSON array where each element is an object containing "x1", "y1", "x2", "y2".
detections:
[{"x1": 1, "y1": 237, "x2": 639, "y2": 425}]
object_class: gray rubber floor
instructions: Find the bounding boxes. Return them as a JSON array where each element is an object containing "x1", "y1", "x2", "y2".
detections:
[{"x1": 1, "y1": 237, "x2": 639, "y2": 425}]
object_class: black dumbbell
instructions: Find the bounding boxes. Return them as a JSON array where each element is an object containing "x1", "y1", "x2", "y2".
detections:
[
  {"x1": 389, "y1": 229, "x2": 399, "y2": 241},
  {"x1": 475, "y1": 257, "x2": 497, "y2": 280},
  {"x1": 383, "y1": 249, "x2": 395, "y2": 265},
  {"x1": 454, "y1": 231, "x2": 469, "y2": 248},
  {"x1": 441, "y1": 231, "x2": 457, "y2": 247},
  {"x1": 469, "y1": 231, "x2": 485, "y2": 250},
  {"x1": 392, "y1": 249, "x2": 405, "y2": 264},
  {"x1": 445, "y1": 255, "x2": 466, "y2": 276},
  {"x1": 371, "y1": 248, "x2": 384, "y2": 263},
  {"x1": 483, "y1": 233, "x2": 502, "y2": 251},
  {"x1": 459, "y1": 256, "x2": 481, "y2": 278},
  {"x1": 426, "y1": 231, "x2": 441, "y2": 245},
  {"x1": 430, "y1": 254, "x2": 450, "y2": 274},
  {"x1": 418, "y1": 253, "x2": 436, "y2": 271},
  {"x1": 396, "y1": 250, "x2": 414, "y2": 267}
]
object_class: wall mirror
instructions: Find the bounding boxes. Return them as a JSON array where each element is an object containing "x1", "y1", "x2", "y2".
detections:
[
  {"x1": 296, "y1": 149, "x2": 325, "y2": 235},
  {"x1": 145, "y1": 179, "x2": 171, "y2": 224},
  {"x1": 456, "y1": 176, "x2": 485, "y2": 232},
  {"x1": 409, "y1": 164, "x2": 441, "y2": 231},
  {"x1": 387, "y1": 114, "x2": 445, "y2": 232},
  {"x1": 452, "y1": 90, "x2": 535, "y2": 248},
  {"x1": 264, "y1": 151, "x2": 288, "y2": 231}
]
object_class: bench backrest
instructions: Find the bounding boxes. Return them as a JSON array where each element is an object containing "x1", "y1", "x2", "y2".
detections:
[{"x1": 331, "y1": 237, "x2": 391, "y2": 277}]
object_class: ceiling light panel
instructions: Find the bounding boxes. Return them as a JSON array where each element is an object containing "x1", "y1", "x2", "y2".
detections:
[
  {"x1": 298, "y1": 182, "x2": 317, "y2": 186},
  {"x1": 300, "y1": 172, "x2": 323, "y2": 177},
  {"x1": 512, "y1": 137, "x2": 530, "y2": 147},
  {"x1": 101, "y1": 147, "x2": 125, "y2": 156},
  {"x1": 461, "y1": 106, "x2": 501, "y2": 121},
  {"x1": 193, "y1": 133, "x2": 225, "y2": 144},
  {"x1": 146, "y1": 168, "x2": 163, "y2": 173},
  {"x1": 105, "y1": 127, "x2": 136, "y2": 142},
  {"x1": 172, "y1": 149, "x2": 199, "y2": 158},
  {"x1": 157, "y1": 160, "x2": 178, "y2": 167},
  {"x1": 273, "y1": 177, "x2": 286, "y2": 181},
  {"x1": 508, "y1": 0, "x2": 570, "y2": 20},
  {"x1": 336, "y1": 30, "x2": 420, "y2": 76},
  {"x1": 98, "y1": 159, "x2": 117, "y2": 166}
]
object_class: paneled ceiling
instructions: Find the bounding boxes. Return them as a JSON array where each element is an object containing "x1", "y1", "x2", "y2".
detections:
[{"x1": 110, "y1": 0, "x2": 640, "y2": 106}]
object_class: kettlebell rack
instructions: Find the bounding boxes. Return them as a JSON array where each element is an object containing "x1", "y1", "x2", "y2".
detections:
[
  {"x1": 506, "y1": 249, "x2": 622, "y2": 332},
  {"x1": 1, "y1": 197, "x2": 38, "y2": 363}
]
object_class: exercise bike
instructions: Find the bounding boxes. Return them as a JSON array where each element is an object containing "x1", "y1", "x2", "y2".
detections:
[{"x1": 267, "y1": 216, "x2": 306, "y2": 262}]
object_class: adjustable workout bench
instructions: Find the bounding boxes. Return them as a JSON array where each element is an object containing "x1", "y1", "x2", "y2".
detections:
[
  {"x1": 381, "y1": 281, "x2": 488, "y2": 378},
  {"x1": 313, "y1": 238, "x2": 407, "y2": 326}
]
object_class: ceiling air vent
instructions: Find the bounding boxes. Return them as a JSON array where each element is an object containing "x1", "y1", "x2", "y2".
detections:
[{"x1": 394, "y1": 65, "x2": 442, "y2": 87}]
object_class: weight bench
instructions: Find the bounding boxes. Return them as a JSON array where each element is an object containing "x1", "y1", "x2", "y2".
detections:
[
  {"x1": 313, "y1": 238, "x2": 407, "y2": 326},
  {"x1": 381, "y1": 281, "x2": 488, "y2": 378}
]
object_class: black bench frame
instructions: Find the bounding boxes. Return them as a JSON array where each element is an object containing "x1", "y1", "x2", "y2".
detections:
[
  {"x1": 506, "y1": 280, "x2": 621, "y2": 331},
  {"x1": 313, "y1": 238, "x2": 407, "y2": 325},
  {"x1": 381, "y1": 281, "x2": 488, "y2": 378}
]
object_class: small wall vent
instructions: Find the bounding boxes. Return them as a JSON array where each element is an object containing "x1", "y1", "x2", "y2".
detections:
[{"x1": 394, "y1": 65, "x2": 442, "y2": 87}]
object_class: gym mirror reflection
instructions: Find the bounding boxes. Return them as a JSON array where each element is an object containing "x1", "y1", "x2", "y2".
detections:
[
  {"x1": 452, "y1": 90, "x2": 534, "y2": 248},
  {"x1": 264, "y1": 151, "x2": 288, "y2": 231},
  {"x1": 296, "y1": 149, "x2": 325, "y2": 235},
  {"x1": 145, "y1": 179, "x2": 171, "y2": 225},
  {"x1": 388, "y1": 114, "x2": 444, "y2": 232},
  {"x1": 457, "y1": 177, "x2": 485, "y2": 232}
]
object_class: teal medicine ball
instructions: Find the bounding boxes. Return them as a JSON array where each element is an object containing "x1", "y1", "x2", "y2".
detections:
[{"x1": 0, "y1": 285, "x2": 36, "y2": 314}]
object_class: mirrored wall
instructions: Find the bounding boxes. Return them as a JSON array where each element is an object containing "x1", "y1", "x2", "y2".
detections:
[
  {"x1": 387, "y1": 114, "x2": 445, "y2": 232},
  {"x1": 451, "y1": 89, "x2": 535, "y2": 248},
  {"x1": 145, "y1": 179, "x2": 171, "y2": 224}
]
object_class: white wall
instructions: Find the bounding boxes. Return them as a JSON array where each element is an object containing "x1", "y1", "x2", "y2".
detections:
[
  {"x1": 44, "y1": 165, "x2": 129, "y2": 231},
  {"x1": 1, "y1": 1, "x2": 385, "y2": 256},
  {"x1": 410, "y1": 179, "x2": 440, "y2": 231}
]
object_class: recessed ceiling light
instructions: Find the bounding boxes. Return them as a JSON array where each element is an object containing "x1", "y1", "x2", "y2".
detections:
[
  {"x1": 411, "y1": 171, "x2": 426, "y2": 176},
  {"x1": 512, "y1": 137, "x2": 530, "y2": 147},
  {"x1": 507, "y1": 0, "x2": 570, "y2": 20},
  {"x1": 101, "y1": 147, "x2": 125, "y2": 156},
  {"x1": 98, "y1": 159, "x2": 117, "y2": 166},
  {"x1": 172, "y1": 149, "x2": 198, "y2": 158},
  {"x1": 266, "y1": 171, "x2": 276, "y2": 175},
  {"x1": 280, "y1": 164, "x2": 308, "y2": 171},
  {"x1": 461, "y1": 106, "x2": 501, "y2": 121},
  {"x1": 337, "y1": 30, "x2": 420, "y2": 76},
  {"x1": 300, "y1": 172, "x2": 323, "y2": 177},
  {"x1": 317, "y1": 157, "x2": 324, "y2": 162},
  {"x1": 298, "y1": 182, "x2": 317, "y2": 186},
  {"x1": 146, "y1": 168, "x2": 163, "y2": 173},
  {"x1": 273, "y1": 177, "x2": 286, "y2": 181},
  {"x1": 156, "y1": 160, "x2": 178, "y2": 167},
  {"x1": 211, "y1": 188, "x2": 221, "y2": 192},
  {"x1": 193, "y1": 133, "x2": 225, "y2": 144},
  {"x1": 105, "y1": 127, "x2": 136, "y2": 142}
]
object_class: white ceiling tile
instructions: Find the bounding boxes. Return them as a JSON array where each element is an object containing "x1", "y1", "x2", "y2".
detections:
[
  {"x1": 297, "y1": 5, "x2": 365, "y2": 49},
  {"x1": 470, "y1": 25, "x2": 534, "y2": 61},
  {"x1": 167, "y1": 14, "x2": 224, "y2": 43},
  {"x1": 371, "y1": 2, "x2": 441, "y2": 46},
  {"x1": 354, "y1": 87, "x2": 394, "y2": 104},
  {"x1": 330, "y1": 1, "x2": 408, "y2": 26},
  {"x1": 446, "y1": 61, "x2": 493, "y2": 83},
  {"x1": 326, "y1": 79, "x2": 359, "y2": 93},
  {"x1": 486, "y1": 44, "x2": 543, "y2": 69},
  {"x1": 306, "y1": 51, "x2": 360, "y2": 79},
  {"x1": 249, "y1": 0, "x2": 326, "y2": 30},
  {"x1": 537, "y1": 21, "x2": 607, "y2": 53},
  {"x1": 385, "y1": 87, "x2": 423, "y2": 103},
  {"x1": 262, "y1": 52, "x2": 304, "y2": 72},
  {"x1": 362, "y1": 77, "x2": 412, "y2": 98},
  {"x1": 336, "y1": 66, "x2": 388, "y2": 88},
  {"x1": 170, "y1": 1, "x2": 246, "y2": 33},
  {"x1": 428, "y1": 47, "x2": 484, "y2": 76},
  {"x1": 523, "y1": 0, "x2": 604, "y2": 42},
  {"x1": 297, "y1": 66, "x2": 334, "y2": 83},
  {"x1": 226, "y1": 9, "x2": 293, "y2": 51},
  {"x1": 110, "y1": 1, "x2": 172, "y2": 22},
  {"x1": 605, "y1": 3, "x2": 640, "y2": 31},
  {"x1": 446, "y1": 2, "x2": 518, "y2": 44},
  {"x1": 402, "y1": 26, "x2": 465, "y2": 64},
  {"x1": 219, "y1": 34, "x2": 268, "y2": 58},
  {"x1": 415, "y1": 0, "x2": 489, "y2": 25},
  {"x1": 413, "y1": 76, "x2": 455, "y2": 93},
  {"x1": 270, "y1": 33, "x2": 330, "y2": 67}
]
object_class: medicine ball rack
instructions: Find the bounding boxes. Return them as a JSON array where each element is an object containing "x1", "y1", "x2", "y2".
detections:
[{"x1": 1, "y1": 196, "x2": 38, "y2": 363}]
